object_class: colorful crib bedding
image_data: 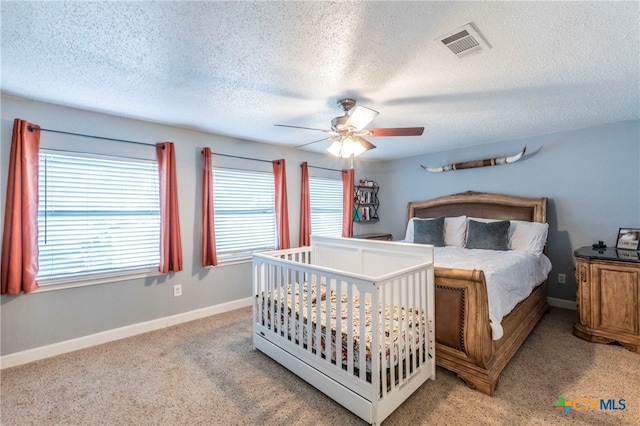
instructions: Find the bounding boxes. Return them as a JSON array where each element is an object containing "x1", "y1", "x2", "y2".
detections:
[{"x1": 258, "y1": 283, "x2": 427, "y2": 376}]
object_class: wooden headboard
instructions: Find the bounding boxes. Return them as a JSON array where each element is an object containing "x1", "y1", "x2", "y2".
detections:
[{"x1": 406, "y1": 191, "x2": 548, "y2": 224}]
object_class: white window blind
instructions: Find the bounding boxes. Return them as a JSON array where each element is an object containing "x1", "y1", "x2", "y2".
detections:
[
  {"x1": 213, "y1": 168, "x2": 276, "y2": 257},
  {"x1": 37, "y1": 152, "x2": 160, "y2": 283},
  {"x1": 309, "y1": 176, "x2": 343, "y2": 238}
]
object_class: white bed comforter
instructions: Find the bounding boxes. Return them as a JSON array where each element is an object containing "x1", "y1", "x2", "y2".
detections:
[{"x1": 433, "y1": 247, "x2": 552, "y2": 340}]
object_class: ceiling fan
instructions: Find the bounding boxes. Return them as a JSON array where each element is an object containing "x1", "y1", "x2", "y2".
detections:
[{"x1": 275, "y1": 98, "x2": 424, "y2": 158}]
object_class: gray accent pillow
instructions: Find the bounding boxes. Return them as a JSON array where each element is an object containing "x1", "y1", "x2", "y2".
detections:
[
  {"x1": 413, "y1": 217, "x2": 445, "y2": 247},
  {"x1": 466, "y1": 219, "x2": 510, "y2": 250}
]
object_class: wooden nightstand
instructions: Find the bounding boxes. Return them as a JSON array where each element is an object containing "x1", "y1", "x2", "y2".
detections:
[
  {"x1": 353, "y1": 233, "x2": 393, "y2": 241},
  {"x1": 573, "y1": 246, "x2": 640, "y2": 353}
]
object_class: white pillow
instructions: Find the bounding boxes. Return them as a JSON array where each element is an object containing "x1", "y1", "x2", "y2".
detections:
[
  {"x1": 405, "y1": 216, "x2": 467, "y2": 247},
  {"x1": 443, "y1": 216, "x2": 467, "y2": 247},
  {"x1": 509, "y1": 220, "x2": 549, "y2": 256},
  {"x1": 466, "y1": 217, "x2": 548, "y2": 256},
  {"x1": 404, "y1": 218, "x2": 416, "y2": 241}
]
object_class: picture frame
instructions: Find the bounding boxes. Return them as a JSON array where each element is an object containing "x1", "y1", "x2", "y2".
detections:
[
  {"x1": 616, "y1": 228, "x2": 640, "y2": 251},
  {"x1": 617, "y1": 249, "x2": 640, "y2": 260}
]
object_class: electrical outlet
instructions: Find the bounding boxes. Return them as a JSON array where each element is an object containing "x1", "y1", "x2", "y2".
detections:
[
  {"x1": 558, "y1": 273, "x2": 566, "y2": 284},
  {"x1": 174, "y1": 284, "x2": 182, "y2": 297}
]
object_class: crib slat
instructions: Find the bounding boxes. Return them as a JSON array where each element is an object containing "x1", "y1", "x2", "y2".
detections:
[
  {"x1": 291, "y1": 270, "x2": 305, "y2": 346},
  {"x1": 402, "y1": 275, "x2": 409, "y2": 383},
  {"x1": 269, "y1": 264, "x2": 276, "y2": 333},
  {"x1": 419, "y1": 271, "x2": 425, "y2": 364},
  {"x1": 410, "y1": 273, "x2": 417, "y2": 373},
  {"x1": 425, "y1": 269, "x2": 430, "y2": 363},
  {"x1": 281, "y1": 269, "x2": 286, "y2": 337},
  {"x1": 371, "y1": 285, "x2": 380, "y2": 395},
  {"x1": 408, "y1": 275, "x2": 413, "y2": 377},
  {"x1": 278, "y1": 265, "x2": 287, "y2": 338},
  {"x1": 306, "y1": 274, "x2": 312, "y2": 350},
  {"x1": 314, "y1": 274, "x2": 322, "y2": 357},
  {"x1": 307, "y1": 273, "x2": 312, "y2": 349},
  {"x1": 428, "y1": 268, "x2": 434, "y2": 364},
  {"x1": 393, "y1": 281, "x2": 398, "y2": 393},
  {"x1": 279, "y1": 263, "x2": 284, "y2": 336},
  {"x1": 418, "y1": 271, "x2": 423, "y2": 364},
  {"x1": 324, "y1": 276, "x2": 331, "y2": 365},
  {"x1": 263, "y1": 262, "x2": 269, "y2": 330},
  {"x1": 379, "y1": 282, "x2": 388, "y2": 397},
  {"x1": 295, "y1": 269, "x2": 302, "y2": 346},
  {"x1": 253, "y1": 262, "x2": 258, "y2": 324},
  {"x1": 335, "y1": 279, "x2": 342, "y2": 370},
  {"x1": 398, "y1": 278, "x2": 405, "y2": 386},
  {"x1": 420, "y1": 270, "x2": 427, "y2": 363},
  {"x1": 389, "y1": 281, "x2": 396, "y2": 391},
  {"x1": 288, "y1": 266, "x2": 294, "y2": 341},
  {"x1": 358, "y1": 288, "x2": 366, "y2": 384},
  {"x1": 347, "y1": 283, "x2": 354, "y2": 377}
]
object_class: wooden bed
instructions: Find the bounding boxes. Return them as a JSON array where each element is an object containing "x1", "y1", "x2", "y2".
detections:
[{"x1": 406, "y1": 191, "x2": 550, "y2": 395}]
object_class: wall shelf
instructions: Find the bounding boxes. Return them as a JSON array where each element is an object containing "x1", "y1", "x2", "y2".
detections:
[{"x1": 354, "y1": 184, "x2": 379, "y2": 223}]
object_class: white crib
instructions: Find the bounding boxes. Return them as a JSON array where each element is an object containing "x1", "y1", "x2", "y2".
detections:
[{"x1": 253, "y1": 236, "x2": 435, "y2": 425}]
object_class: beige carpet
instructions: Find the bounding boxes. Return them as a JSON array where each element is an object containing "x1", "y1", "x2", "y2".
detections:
[{"x1": 1, "y1": 307, "x2": 638, "y2": 425}]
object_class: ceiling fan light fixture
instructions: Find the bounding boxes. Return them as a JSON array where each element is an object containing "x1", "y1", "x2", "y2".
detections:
[
  {"x1": 327, "y1": 136, "x2": 367, "y2": 158},
  {"x1": 327, "y1": 140, "x2": 343, "y2": 157},
  {"x1": 278, "y1": 97, "x2": 424, "y2": 157},
  {"x1": 344, "y1": 136, "x2": 367, "y2": 157}
]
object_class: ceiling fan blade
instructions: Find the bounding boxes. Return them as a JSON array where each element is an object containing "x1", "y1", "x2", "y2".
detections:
[
  {"x1": 295, "y1": 136, "x2": 337, "y2": 149},
  {"x1": 363, "y1": 127, "x2": 424, "y2": 137},
  {"x1": 344, "y1": 105, "x2": 379, "y2": 131},
  {"x1": 354, "y1": 136, "x2": 376, "y2": 151},
  {"x1": 274, "y1": 124, "x2": 334, "y2": 133}
]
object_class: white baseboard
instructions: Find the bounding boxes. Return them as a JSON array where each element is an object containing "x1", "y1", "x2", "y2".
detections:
[
  {"x1": 0, "y1": 297, "x2": 253, "y2": 370},
  {"x1": 547, "y1": 297, "x2": 577, "y2": 310},
  {"x1": 0, "y1": 296, "x2": 576, "y2": 370}
]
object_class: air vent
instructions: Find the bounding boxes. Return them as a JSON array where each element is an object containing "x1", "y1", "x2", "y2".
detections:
[{"x1": 437, "y1": 23, "x2": 491, "y2": 59}]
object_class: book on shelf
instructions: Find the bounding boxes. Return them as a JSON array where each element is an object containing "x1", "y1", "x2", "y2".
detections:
[
  {"x1": 354, "y1": 207, "x2": 370, "y2": 221},
  {"x1": 356, "y1": 206, "x2": 370, "y2": 221},
  {"x1": 356, "y1": 190, "x2": 375, "y2": 204}
]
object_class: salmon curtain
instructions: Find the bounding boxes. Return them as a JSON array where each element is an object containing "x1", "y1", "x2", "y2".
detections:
[
  {"x1": 1, "y1": 119, "x2": 41, "y2": 295},
  {"x1": 299, "y1": 162, "x2": 311, "y2": 247},
  {"x1": 342, "y1": 169, "x2": 354, "y2": 238},
  {"x1": 272, "y1": 159, "x2": 290, "y2": 249},
  {"x1": 156, "y1": 142, "x2": 183, "y2": 273},
  {"x1": 201, "y1": 148, "x2": 217, "y2": 267}
]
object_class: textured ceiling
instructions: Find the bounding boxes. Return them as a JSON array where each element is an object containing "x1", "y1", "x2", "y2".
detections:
[{"x1": 1, "y1": 1, "x2": 639, "y2": 160}]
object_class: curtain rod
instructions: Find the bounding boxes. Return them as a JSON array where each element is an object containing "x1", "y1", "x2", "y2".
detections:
[
  {"x1": 208, "y1": 151, "x2": 273, "y2": 164},
  {"x1": 207, "y1": 152, "x2": 339, "y2": 169},
  {"x1": 302, "y1": 163, "x2": 342, "y2": 172},
  {"x1": 28, "y1": 126, "x2": 157, "y2": 147}
]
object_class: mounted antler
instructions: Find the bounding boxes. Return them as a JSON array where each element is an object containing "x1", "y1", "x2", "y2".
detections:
[{"x1": 421, "y1": 146, "x2": 526, "y2": 173}]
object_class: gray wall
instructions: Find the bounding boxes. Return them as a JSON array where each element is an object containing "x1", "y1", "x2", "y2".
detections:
[
  {"x1": 2, "y1": 93, "x2": 638, "y2": 357},
  {"x1": 373, "y1": 120, "x2": 640, "y2": 301},
  {"x1": 0, "y1": 94, "x2": 378, "y2": 356}
]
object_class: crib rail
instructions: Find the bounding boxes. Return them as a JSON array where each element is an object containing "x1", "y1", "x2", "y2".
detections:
[{"x1": 253, "y1": 245, "x2": 435, "y2": 405}]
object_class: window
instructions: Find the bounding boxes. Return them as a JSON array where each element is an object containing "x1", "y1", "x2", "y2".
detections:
[
  {"x1": 213, "y1": 168, "x2": 276, "y2": 258},
  {"x1": 37, "y1": 152, "x2": 160, "y2": 284},
  {"x1": 309, "y1": 176, "x2": 343, "y2": 238}
]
